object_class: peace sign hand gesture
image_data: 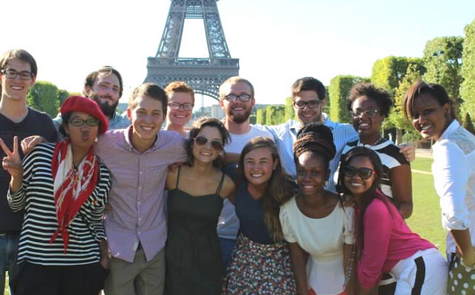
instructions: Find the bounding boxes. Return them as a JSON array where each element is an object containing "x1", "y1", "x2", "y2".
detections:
[{"x1": 0, "y1": 136, "x2": 23, "y2": 179}]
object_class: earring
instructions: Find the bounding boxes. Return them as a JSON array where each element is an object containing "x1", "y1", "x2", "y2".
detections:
[{"x1": 325, "y1": 180, "x2": 329, "y2": 186}]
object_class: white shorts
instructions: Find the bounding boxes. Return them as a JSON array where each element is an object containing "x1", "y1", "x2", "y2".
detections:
[{"x1": 390, "y1": 248, "x2": 448, "y2": 295}]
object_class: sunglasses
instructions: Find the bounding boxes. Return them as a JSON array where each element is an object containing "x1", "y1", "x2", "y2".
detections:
[
  {"x1": 194, "y1": 136, "x2": 224, "y2": 151},
  {"x1": 343, "y1": 166, "x2": 375, "y2": 179}
]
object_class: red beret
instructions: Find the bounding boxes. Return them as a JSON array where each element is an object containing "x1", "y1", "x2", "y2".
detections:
[{"x1": 61, "y1": 96, "x2": 109, "y2": 134}]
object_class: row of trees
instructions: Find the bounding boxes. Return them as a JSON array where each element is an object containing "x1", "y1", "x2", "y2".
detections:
[
  {"x1": 15, "y1": 19, "x2": 475, "y2": 139},
  {"x1": 256, "y1": 19, "x2": 475, "y2": 142}
]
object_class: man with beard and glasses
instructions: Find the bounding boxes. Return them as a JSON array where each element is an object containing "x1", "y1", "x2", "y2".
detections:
[
  {"x1": 218, "y1": 76, "x2": 273, "y2": 269},
  {"x1": 53, "y1": 66, "x2": 130, "y2": 132}
]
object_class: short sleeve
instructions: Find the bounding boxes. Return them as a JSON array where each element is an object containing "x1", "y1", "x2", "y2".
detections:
[
  {"x1": 279, "y1": 200, "x2": 297, "y2": 243},
  {"x1": 342, "y1": 205, "x2": 355, "y2": 245}
]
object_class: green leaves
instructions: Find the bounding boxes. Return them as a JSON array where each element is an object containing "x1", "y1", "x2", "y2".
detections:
[
  {"x1": 329, "y1": 75, "x2": 370, "y2": 123},
  {"x1": 26, "y1": 81, "x2": 59, "y2": 117},
  {"x1": 461, "y1": 19, "x2": 475, "y2": 118}
]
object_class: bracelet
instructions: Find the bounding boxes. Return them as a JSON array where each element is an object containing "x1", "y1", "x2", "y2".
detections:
[{"x1": 460, "y1": 257, "x2": 475, "y2": 270}]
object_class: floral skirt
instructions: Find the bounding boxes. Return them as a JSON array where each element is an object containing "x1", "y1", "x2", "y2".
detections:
[{"x1": 222, "y1": 233, "x2": 296, "y2": 295}]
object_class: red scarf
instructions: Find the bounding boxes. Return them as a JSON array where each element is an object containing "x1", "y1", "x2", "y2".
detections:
[{"x1": 50, "y1": 140, "x2": 99, "y2": 253}]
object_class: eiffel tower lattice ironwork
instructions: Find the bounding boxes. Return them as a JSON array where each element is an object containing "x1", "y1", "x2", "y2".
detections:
[{"x1": 144, "y1": 0, "x2": 239, "y2": 100}]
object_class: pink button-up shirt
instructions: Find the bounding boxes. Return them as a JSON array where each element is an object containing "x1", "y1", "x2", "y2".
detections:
[{"x1": 95, "y1": 127, "x2": 187, "y2": 262}]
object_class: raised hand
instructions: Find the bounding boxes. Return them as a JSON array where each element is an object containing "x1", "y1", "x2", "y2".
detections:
[{"x1": 0, "y1": 136, "x2": 23, "y2": 178}]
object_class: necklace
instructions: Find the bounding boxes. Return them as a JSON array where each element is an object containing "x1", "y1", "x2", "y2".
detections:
[{"x1": 359, "y1": 136, "x2": 385, "y2": 147}]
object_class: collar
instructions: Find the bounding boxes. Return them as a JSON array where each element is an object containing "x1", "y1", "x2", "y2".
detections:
[
  {"x1": 124, "y1": 125, "x2": 160, "y2": 152},
  {"x1": 290, "y1": 113, "x2": 334, "y2": 133},
  {"x1": 357, "y1": 138, "x2": 388, "y2": 149},
  {"x1": 109, "y1": 112, "x2": 117, "y2": 121},
  {"x1": 438, "y1": 120, "x2": 459, "y2": 142}
]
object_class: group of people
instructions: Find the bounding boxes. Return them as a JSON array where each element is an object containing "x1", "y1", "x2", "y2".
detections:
[{"x1": 0, "y1": 48, "x2": 474, "y2": 295}]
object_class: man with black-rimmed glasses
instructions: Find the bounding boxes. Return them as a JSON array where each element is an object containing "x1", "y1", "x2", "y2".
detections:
[
  {"x1": 0, "y1": 49, "x2": 57, "y2": 295},
  {"x1": 217, "y1": 76, "x2": 273, "y2": 269}
]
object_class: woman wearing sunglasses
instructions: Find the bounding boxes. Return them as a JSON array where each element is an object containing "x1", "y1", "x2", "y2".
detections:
[
  {"x1": 222, "y1": 137, "x2": 296, "y2": 295},
  {"x1": 280, "y1": 123, "x2": 355, "y2": 295},
  {"x1": 1, "y1": 96, "x2": 112, "y2": 295},
  {"x1": 337, "y1": 147, "x2": 447, "y2": 295},
  {"x1": 165, "y1": 81, "x2": 195, "y2": 137},
  {"x1": 343, "y1": 83, "x2": 414, "y2": 294},
  {"x1": 403, "y1": 81, "x2": 475, "y2": 295},
  {"x1": 165, "y1": 117, "x2": 235, "y2": 295},
  {"x1": 344, "y1": 83, "x2": 413, "y2": 219}
]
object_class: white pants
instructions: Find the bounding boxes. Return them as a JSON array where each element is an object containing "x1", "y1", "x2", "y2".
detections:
[{"x1": 391, "y1": 248, "x2": 448, "y2": 295}]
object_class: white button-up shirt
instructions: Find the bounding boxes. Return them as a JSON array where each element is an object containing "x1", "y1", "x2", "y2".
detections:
[{"x1": 432, "y1": 120, "x2": 475, "y2": 253}]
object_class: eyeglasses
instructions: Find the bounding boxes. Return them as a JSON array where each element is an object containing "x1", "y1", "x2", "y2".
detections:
[
  {"x1": 69, "y1": 118, "x2": 100, "y2": 127},
  {"x1": 194, "y1": 136, "x2": 224, "y2": 151},
  {"x1": 293, "y1": 100, "x2": 321, "y2": 109},
  {"x1": 350, "y1": 109, "x2": 379, "y2": 118},
  {"x1": 1, "y1": 69, "x2": 34, "y2": 80},
  {"x1": 224, "y1": 94, "x2": 252, "y2": 102},
  {"x1": 343, "y1": 166, "x2": 375, "y2": 179},
  {"x1": 168, "y1": 102, "x2": 194, "y2": 111}
]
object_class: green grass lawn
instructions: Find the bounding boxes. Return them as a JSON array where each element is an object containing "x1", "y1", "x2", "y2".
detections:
[
  {"x1": 406, "y1": 157, "x2": 446, "y2": 255},
  {"x1": 2, "y1": 158, "x2": 446, "y2": 294}
]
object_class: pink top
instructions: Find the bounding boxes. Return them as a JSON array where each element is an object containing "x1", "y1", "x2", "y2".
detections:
[
  {"x1": 94, "y1": 127, "x2": 187, "y2": 263},
  {"x1": 356, "y1": 193, "x2": 435, "y2": 289}
]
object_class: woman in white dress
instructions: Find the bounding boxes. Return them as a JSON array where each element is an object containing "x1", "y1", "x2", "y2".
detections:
[{"x1": 280, "y1": 123, "x2": 355, "y2": 295}]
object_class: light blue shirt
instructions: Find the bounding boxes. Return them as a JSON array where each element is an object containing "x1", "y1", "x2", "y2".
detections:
[{"x1": 256, "y1": 113, "x2": 358, "y2": 192}]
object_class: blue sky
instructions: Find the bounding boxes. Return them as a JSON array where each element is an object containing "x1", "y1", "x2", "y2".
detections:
[{"x1": 2, "y1": 0, "x2": 474, "y2": 106}]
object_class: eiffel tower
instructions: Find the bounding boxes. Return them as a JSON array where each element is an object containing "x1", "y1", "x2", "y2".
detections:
[{"x1": 144, "y1": 0, "x2": 239, "y2": 100}]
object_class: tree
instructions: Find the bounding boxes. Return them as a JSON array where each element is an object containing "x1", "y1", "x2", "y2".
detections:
[
  {"x1": 329, "y1": 75, "x2": 370, "y2": 123},
  {"x1": 461, "y1": 19, "x2": 475, "y2": 118},
  {"x1": 284, "y1": 97, "x2": 294, "y2": 121},
  {"x1": 256, "y1": 108, "x2": 267, "y2": 125},
  {"x1": 390, "y1": 64, "x2": 424, "y2": 144},
  {"x1": 58, "y1": 89, "x2": 70, "y2": 105},
  {"x1": 370, "y1": 56, "x2": 425, "y2": 142},
  {"x1": 249, "y1": 114, "x2": 257, "y2": 125},
  {"x1": 371, "y1": 56, "x2": 426, "y2": 91},
  {"x1": 26, "y1": 81, "x2": 59, "y2": 117},
  {"x1": 266, "y1": 105, "x2": 285, "y2": 125},
  {"x1": 323, "y1": 86, "x2": 330, "y2": 115},
  {"x1": 422, "y1": 36, "x2": 464, "y2": 117},
  {"x1": 463, "y1": 112, "x2": 475, "y2": 135}
]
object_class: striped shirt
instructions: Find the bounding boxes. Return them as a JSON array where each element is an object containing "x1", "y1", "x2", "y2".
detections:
[
  {"x1": 256, "y1": 114, "x2": 358, "y2": 192},
  {"x1": 7, "y1": 143, "x2": 111, "y2": 266},
  {"x1": 341, "y1": 139, "x2": 409, "y2": 198}
]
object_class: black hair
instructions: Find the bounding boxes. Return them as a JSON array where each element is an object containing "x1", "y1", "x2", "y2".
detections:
[
  {"x1": 336, "y1": 147, "x2": 393, "y2": 250},
  {"x1": 185, "y1": 117, "x2": 230, "y2": 168},
  {"x1": 347, "y1": 83, "x2": 393, "y2": 117},
  {"x1": 293, "y1": 123, "x2": 336, "y2": 170},
  {"x1": 59, "y1": 113, "x2": 72, "y2": 138},
  {"x1": 291, "y1": 77, "x2": 326, "y2": 101},
  {"x1": 403, "y1": 80, "x2": 456, "y2": 121}
]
